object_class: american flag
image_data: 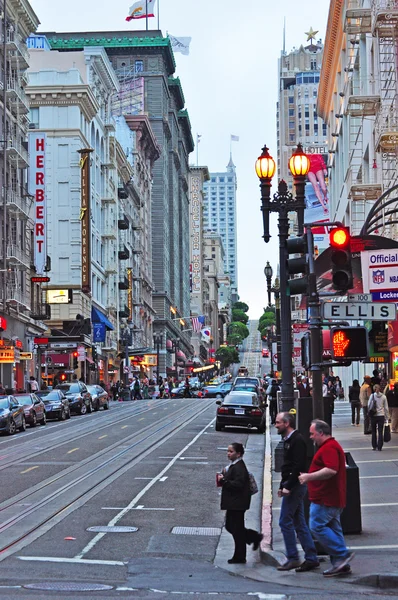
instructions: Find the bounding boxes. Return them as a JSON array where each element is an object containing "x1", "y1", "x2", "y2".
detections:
[{"x1": 191, "y1": 315, "x2": 205, "y2": 332}]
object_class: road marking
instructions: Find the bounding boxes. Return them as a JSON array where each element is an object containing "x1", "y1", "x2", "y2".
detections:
[
  {"x1": 361, "y1": 502, "x2": 398, "y2": 507},
  {"x1": 356, "y1": 459, "x2": 398, "y2": 463},
  {"x1": 138, "y1": 418, "x2": 145, "y2": 421},
  {"x1": 134, "y1": 477, "x2": 152, "y2": 480},
  {"x1": 347, "y1": 544, "x2": 398, "y2": 550},
  {"x1": 121, "y1": 425, "x2": 128, "y2": 429},
  {"x1": 20, "y1": 466, "x2": 39, "y2": 474},
  {"x1": 360, "y1": 474, "x2": 398, "y2": 479},
  {"x1": 345, "y1": 446, "x2": 398, "y2": 451},
  {"x1": 98, "y1": 435, "x2": 107, "y2": 439},
  {"x1": 67, "y1": 448, "x2": 79, "y2": 454},
  {"x1": 76, "y1": 417, "x2": 215, "y2": 559},
  {"x1": 18, "y1": 556, "x2": 126, "y2": 566},
  {"x1": 159, "y1": 476, "x2": 168, "y2": 482}
]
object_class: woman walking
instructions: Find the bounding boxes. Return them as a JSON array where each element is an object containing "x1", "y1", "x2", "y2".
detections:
[
  {"x1": 369, "y1": 384, "x2": 389, "y2": 451},
  {"x1": 219, "y1": 443, "x2": 262, "y2": 564},
  {"x1": 348, "y1": 379, "x2": 361, "y2": 426}
]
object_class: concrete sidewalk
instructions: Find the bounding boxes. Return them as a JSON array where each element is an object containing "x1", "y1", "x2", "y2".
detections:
[{"x1": 215, "y1": 400, "x2": 398, "y2": 592}]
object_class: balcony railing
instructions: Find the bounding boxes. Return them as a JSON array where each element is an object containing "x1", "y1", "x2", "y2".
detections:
[
  {"x1": 4, "y1": 31, "x2": 30, "y2": 68},
  {"x1": 1, "y1": 139, "x2": 29, "y2": 168},
  {"x1": 0, "y1": 244, "x2": 31, "y2": 269},
  {"x1": 6, "y1": 78, "x2": 30, "y2": 114},
  {"x1": 3, "y1": 187, "x2": 32, "y2": 219}
]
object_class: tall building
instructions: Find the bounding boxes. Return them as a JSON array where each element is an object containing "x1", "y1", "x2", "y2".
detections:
[
  {"x1": 277, "y1": 31, "x2": 326, "y2": 185},
  {"x1": 42, "y1": 31, "x2": 194, "y2": 378},
  {"x1": 203, "y1": 156, "x2": 238, "y2": 300},
  {"x1": 0, "y1": 0, "x2": 44, "y2": 391}
]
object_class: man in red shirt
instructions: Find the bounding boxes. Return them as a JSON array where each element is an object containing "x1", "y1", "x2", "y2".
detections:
[{"x1": 298, "y1": 419, "x2": 355, "y2": 577}]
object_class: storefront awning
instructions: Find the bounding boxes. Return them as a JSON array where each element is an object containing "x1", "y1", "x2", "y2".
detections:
[{"x1": 91, "y1": 307, "x2": 114, "y2": 331}]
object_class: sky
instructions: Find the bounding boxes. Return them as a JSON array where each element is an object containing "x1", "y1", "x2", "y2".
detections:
[{"x1": 29, "y1": 0, "x2": 329, "y2": 320}]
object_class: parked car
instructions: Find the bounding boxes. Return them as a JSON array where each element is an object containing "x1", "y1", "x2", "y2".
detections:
[
  {"x1": 202, "y1": 382, "x2": 233, "y2": 398},
  {"x1": 0, "y1": 396, "x2": 26, "y2": 434},
  {"x1": 14, "y1": 393, "x2": 47, "y2": 427},
  {"x1": 36, "y1": 390, "x2": 71, "y2": 421},
  {"x1": 87, "y1": 385, "x2": 110, "y2": 411},
  {"x1": 55, "y1": 382, "x2": 93, "y2": 415},
  {"x1": 215, "y1": 392, "x2": 265, "y2": 433}
]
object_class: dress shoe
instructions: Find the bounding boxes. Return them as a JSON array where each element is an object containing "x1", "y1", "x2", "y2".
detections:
[
  {"x1": 252, "y1": 533, "x2": 263, "y2": 551},
  {"x1": 323, "y1": 564, "x2": 351, "y2": 577},
  {"x1": 277, "y1": 559, "x2": 301, "y2": 571},
  {"x1": 228, "y1": 558, "x2": 246, "y2": 564},
  {"x1": 295, "y1": 560, "x2": 320, "y2": 572}
]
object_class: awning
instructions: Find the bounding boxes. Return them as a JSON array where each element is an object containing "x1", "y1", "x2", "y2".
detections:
[{"x1": 91, "y1": 307, "x2": 114, "y2": 331}]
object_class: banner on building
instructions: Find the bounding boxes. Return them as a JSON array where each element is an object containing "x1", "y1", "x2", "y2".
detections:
[
  {"x1": 78, "y1": 149, "x2": 93, "y2": 295},
  {"x1": 190, "y1": 174, "x2": 202, "y2": 294},
  {"x1": 29, "y1": 132, "x2": 47, "y2": 275},
  {"x1": 93, "y1": 323, "x2": 106, "y2": 343}
]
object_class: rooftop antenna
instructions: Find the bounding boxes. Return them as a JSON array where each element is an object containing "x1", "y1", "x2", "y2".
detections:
[{"x1": 283, "y1": 17, "x2": 286, "y2": 54}]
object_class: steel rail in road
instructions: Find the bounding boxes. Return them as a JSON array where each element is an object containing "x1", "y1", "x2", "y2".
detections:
[
  {"x1": 0, "y1": 398, "x2": 173, "y2": 472},
  {"x1": 0, "y1": 399, "x2": 215, "y2": 558}
]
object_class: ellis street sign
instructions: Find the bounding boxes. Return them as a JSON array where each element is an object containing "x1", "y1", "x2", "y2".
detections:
[{"x1": 322, "y1": 302, "x2": 396, "y2": 321}]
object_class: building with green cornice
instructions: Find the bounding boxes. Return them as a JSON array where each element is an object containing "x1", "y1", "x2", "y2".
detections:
[{"x1": 42, "y1": 30, "x2": 195, "y2": 377}]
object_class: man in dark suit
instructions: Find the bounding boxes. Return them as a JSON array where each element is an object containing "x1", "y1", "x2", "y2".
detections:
[
  {"x1": 297, "y1": 376, "x2": 312, "y2": 398},
  {"x1": 219, "y1": 442, "x2": 262, "y2": 564}
]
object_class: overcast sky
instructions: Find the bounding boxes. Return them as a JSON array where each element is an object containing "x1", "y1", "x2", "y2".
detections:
[{"x1": 30, "y1": 0, "x2": 329, "y2": 319}]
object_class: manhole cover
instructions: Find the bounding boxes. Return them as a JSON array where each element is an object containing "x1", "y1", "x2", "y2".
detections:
[
  {"x1": 87, "y1": 526, "x2": 138, "y2": 533},
  {"x1": 24, "y1": 583, "x2": 113, "y2": 591},
  {"x1": 171, "y1": 527, "x2": 221, "y2": 536}
]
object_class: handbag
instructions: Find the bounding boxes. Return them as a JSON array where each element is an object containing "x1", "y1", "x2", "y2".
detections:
[
  {"x1": 248, "y1": 472, "x2": 258, "y2": 495},
  {"x1": 384, "y1": 424, "x2": 391, "y2": 443},
  {"x1": 368, "y1": 394, "x2": 377, "y2": 417}
]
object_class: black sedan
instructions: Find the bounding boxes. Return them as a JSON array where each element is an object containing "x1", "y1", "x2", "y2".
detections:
[
  {"x1": 37, "y1": 390, "x2": 71, "y2": 421},
  {"x1": 215, "y1": 392, "x2": 265, "y2": 433},
  {"x1": 55, "y1": 382, "x2": 93, "y2": 415},
  {"x1": 0, "y1": 396, "x2": 26, "y2": 435},
  {"x1": 87, "y1": 385, "x2": 110, "y2": 411},
  {"x1": 202, "y1": 382, "x2": 233, "y2": 398}
]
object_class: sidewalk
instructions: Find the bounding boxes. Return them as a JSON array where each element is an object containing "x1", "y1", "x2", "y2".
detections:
[{"x1": 215, "y1": 400, "x2": 398, "y2": 591}]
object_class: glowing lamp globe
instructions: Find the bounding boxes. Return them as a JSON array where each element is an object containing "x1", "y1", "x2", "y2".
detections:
[
  {"x1": 255, "y1": 145, "x2": 276, "y2": 180},
  {"x1": 289, "y1": 143, "x2": 310, "y2": 177}
]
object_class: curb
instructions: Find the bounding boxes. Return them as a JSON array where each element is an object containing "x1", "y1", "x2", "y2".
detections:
[{"x1": 352, "y1": 573, "x2": 398, "y2": 589}]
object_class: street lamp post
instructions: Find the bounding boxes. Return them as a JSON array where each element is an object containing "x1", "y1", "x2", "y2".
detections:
[
  {"x1": 255, "y1": 144, "x2": 310, "y2": 411},
  {"x1": 272, "y1": 277, "x2": 281, "y2": 373},
  {"x1": 171, "y1": 338, "x2": 180, "y2": 380},
  {"x1": 264, "y1": 262, "x2": 273, "y2": 307},
  {"x1": 153, "y1": 333, "x2": 162, "y2": 383}
]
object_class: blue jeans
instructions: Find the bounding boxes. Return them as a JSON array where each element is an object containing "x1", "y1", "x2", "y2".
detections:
[
  {"x1": 279, "y1": 483, "x2": 317, "y2": 562},
  {"x1": 309, "y1": 503, "x2": 349, "y2": 566}
]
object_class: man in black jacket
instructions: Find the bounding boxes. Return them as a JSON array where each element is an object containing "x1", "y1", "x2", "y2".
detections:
[
  {"x1": 275, "y1": 412, "x2": 319, "y2": 572},
  {"x1": 219, "y1": 442, "x2": 263, "y2": 564}
]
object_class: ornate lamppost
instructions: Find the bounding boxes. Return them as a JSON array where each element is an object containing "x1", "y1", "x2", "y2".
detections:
[
  {"x1": 264, "y1": 262, "x2": 273, "y2": 307},
  {"x1": 255, "y1": 143, "x2": 310, "y2": 410}
]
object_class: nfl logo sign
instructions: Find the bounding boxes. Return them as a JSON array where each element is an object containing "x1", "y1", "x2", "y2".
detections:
[{"x1": 373, "y1": 269, "x2": 385, "y2": 284}]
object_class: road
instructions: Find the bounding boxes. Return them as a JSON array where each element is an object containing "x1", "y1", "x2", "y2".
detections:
[{"x1": 240, "y1": 320, "x2": 271, "y2": 378}]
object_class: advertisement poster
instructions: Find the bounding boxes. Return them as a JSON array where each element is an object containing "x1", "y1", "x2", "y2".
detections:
[{"x1": 303, "y1": 147, "x2": 330, "y2": 228}]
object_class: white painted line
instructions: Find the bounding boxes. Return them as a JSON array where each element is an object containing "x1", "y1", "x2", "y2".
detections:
[
  {"x1": 361, "y1": 502, "x2": 398, "y2": 507},
  {"x1": 116, "y1": 588, "x2": 139, "y2": 592},
  {"x1": 18, "y1": 556, "x2": 126, "y2": 566},
  {"x1": 134, "y1": 477, "x2": 152, "y2": 480},
  {"x1": 133, "y1": 507, "x2": 174, "y2": 511},
  {"x1": 360, "y1": 475, "x2": 398, "y2": 479},
  {"x1": 158, "y1": 456, "x2": 175, "y2": 459},
  {"x1": 180, "y1": 456, "x2": 208, "y2": 459},
  {"x1": 356, "y1": 459, "x2": 398, "y2": 463},
  {"x1": 75, "y1": 417, "x2": 215, "y2": 559},
  {"x1": 345, "y1": 446, "x2": 398, "y2": 451},
  {"x1": 0, "y1": 586, "x2": 22, "y2": 589},
  {"x1": 348, "y1": 544, "x2": 398, "y2": 550},
  {"x1": 159, "y1": 476, "x2": 168, "y2": 482}
]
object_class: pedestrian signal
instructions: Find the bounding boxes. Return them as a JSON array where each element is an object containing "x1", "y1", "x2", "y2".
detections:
[{"x1": 330, "y1": 327, "x2": 368, "y2": 361}]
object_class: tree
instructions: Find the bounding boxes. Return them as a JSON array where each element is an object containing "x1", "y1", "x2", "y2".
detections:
[
  {"x1": 232, "y1": 308, "x2": 249, "y2": 324},
  {"x1": 233, "y1": 301, "x2": 249, "y2": 313},
  {"x1": 229, "y1": 321, "x2": 249, "y2": 341},
  {"x1": 258, "y1": 310, "x2": 276, "y2": 332},
  {"x1": 215, "y1": 346, "x2": 239, "y2": 369}
]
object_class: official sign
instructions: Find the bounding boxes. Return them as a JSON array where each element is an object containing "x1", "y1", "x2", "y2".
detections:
[
  {"x1": 361, "y1": 250, "x2": 398, "y2": 301},
  {"x1": 323, "y1": 302, "x2": 396, "y2": 321}
]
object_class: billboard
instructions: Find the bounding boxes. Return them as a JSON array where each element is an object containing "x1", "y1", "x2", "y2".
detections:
[
  {"x1": 303, "y1": 147, "x2": 330, "y2": 256},
  {"x1": 29, "y1": 133, "x2": 47, "y2": 275}
]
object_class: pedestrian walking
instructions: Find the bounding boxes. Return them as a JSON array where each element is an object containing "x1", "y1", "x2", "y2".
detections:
[
  {"x1": 142, "y1": 377, "x2": 150, "y2": 399},
  {"x1": 266, "y1": 379, "x2": 280, "y2": 425},
  {"x1": 335, "y1": 376, "x2": 344, "y2": 401},
  {"x1": 183, "y1": 377, "x2": 191, "y2": 398},
  {"x1": 275, "y1": 412, "x2": 319, "y2": 572},
  {"x1": 368, "y1": 384, "x2": 389, "y2": 451},
  {"x1": 348, "y1": 379, "x2": 361, "y2": 426},
  {"x1": 297, "y1": 376, "x2": 312, "y2": 398},
  {"x1": 386, "y1": 382, "x2": 398, "y2": 433},
  {"x1": 111, "y1": 380, "x2": 119, "y2": 401},
  {"x1": 29, "y1": 376, "x2": 39, "y2": 393},
  {"x1": 218, "y1": 442, "x2": 263, "y2": 564},
  {"x1": 298, "y1": 420, "x2": 354, "y2": 577},
  {"x1": 360, "y1": 376, "x2": 372, "y2": 434},
  {"x1": 132, "y1": 377, "x2": 142, "y2": 400}
]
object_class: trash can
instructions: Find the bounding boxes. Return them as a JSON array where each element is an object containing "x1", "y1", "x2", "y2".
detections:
[{"x1": 341, "y1": 452, "x2": 362, "y2": 534}]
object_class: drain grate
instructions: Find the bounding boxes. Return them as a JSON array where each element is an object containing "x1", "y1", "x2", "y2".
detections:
[
  {"x1": 87, "y1": 526, "x2": 138, "y2": 533},
  {"x1": 24, "y1": 583, "x2": 113, "y2": 592},
  {"x1": 171, "y1": 526, "x2": 221, "y2": 536}
]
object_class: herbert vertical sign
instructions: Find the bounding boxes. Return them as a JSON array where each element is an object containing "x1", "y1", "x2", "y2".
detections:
[
  {"x1": 78, "y1": 149, "x2": 93, "y2": 295},
  {"x1": 29, "y1": 133, "x2": 47, "y2": 275},
  {"x1": 190, "y1": 174, "x2": 201, "y2": 294}
]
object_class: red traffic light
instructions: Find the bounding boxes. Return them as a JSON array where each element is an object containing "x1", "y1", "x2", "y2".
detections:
[
  {"x1": 330, "y1": 327, "x2": 368, "y2": 361},
  {"x1": 330, "y1": 227, "x2": 350, "y2": 248},
  {"x1": 60, "y1": 373, "x2": 66, "y2": 381},
  {"x1": 72, "y1": 351, "x2": 78, "y2": 357}
]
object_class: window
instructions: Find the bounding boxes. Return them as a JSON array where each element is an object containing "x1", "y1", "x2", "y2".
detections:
[
  {"x1": 228, "y1": 177, "x2": 233, "y2": 182},
  {"x1": 311, "y1": 59, "x2": 317, "y2": 70},
  {"x1": 288, "y1": 97, "x2": 294, "y2": 104},
  {"x1": 289, "y1": 109, "x2": 294, "y2": 116},
  {"x1": 29, "y1": 107, "x2": 39, "y2": 128},
  {"x1": 219, "y1": 177, "x2": 224, "y2": 182},
  {"x1": 135, "y1": 60, "x2": 144, "y2": 72}
]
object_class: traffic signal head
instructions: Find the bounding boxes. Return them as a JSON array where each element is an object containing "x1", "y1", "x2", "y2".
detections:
[
  {"x1": 286, "y1": 235, "x2": 308, "y2": 296},
  {"x1": 330, "y1": 327, "x2": 368, "y2": 361},
  {"x1": 72, "y1": 351, "x2": 78, "y2": 369},
  {"x1": 60, "y1": 373, "x2": 66, "y2": 381},
  {"x1": 329, "y1": 227, "x2": 353, "y2": 293}
]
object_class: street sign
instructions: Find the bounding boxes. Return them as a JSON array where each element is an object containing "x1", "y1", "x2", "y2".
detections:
[
  {"x1": 49, "y1": 342, "x2": 77, "y2": 349},
  {"x1": 323, "y1": 302, "x2": 396, "y2": 321},
  {"x1": 348, "y1": 293, "x2": 372, "y2": 303}
]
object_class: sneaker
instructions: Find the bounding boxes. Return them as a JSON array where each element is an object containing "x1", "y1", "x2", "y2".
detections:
[
  {"x1": 252, "y1": 533, "x2": 263, "y2": 551},
  {"x1": 335, "y1": 552, "x2": 355, "y2": 570},
  {"x1": 295, "y1": 560, "x2": 320, "y2": 572},
  {"x1": 277, "y1": 559, "x2": 302, "y2": 571},
  {"x1": 324, "y1": 565, "x2": 352, "y2": 577}
]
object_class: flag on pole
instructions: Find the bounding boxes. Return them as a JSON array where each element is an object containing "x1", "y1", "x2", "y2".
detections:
[
  {"x1": 191, "y1": 315, "x2": 205, "y2": 332},
  {"x1": 126, "y1": 0, "x2": 156, "y2": 21},
  {"x1": 231, "y1": 134, "x2": 240, "y2": 142},
  {"x1": 168, "y1": 35, "x2": 192, "y2": 55},
  {"x1": 201, "y1": 327, "x2": 211, "y2": 342}
]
